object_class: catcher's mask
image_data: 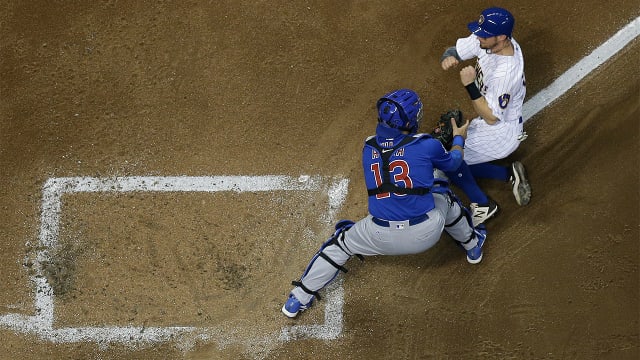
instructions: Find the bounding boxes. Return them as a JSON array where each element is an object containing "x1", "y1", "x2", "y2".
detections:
[
  {"x1": 468, "y1": 7, "x2": 514, "y2": 38},
  {"x1": 376, "y1": 89, "x2": 424, "y2": 134}
]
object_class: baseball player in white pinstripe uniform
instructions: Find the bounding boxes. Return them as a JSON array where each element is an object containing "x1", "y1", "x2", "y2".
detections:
[{"x1": 439, "y1": 7, "x2": 532, "y2": 226}]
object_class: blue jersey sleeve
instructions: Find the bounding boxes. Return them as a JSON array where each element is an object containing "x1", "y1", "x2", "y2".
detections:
[{"x1": 424, "y1": 138, "x2": 463, "y2": 172}]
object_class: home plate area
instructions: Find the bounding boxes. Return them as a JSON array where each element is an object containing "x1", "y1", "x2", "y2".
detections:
[{"x1": 0, "y1": 175, "x2": 349, "y2": 355}]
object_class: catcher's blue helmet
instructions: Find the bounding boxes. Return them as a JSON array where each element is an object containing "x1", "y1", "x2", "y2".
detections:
[
  {"x1": 376, "y1": 89, "x2": 423, "y2": 133},
  {"x1": 468, "y1": 7, "x2": 514, "y2": 38}
]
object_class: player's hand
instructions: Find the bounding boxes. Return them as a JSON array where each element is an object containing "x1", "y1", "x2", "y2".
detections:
[
  {"x1": 451, "y1": 117, "x2": 470, "y2": 139},
  {"x1": 441, "y1": 56, "x2": 459, "y2": 70},
  {"x1": 459, "y1": 65, "x2": 476, "y2": 85}
]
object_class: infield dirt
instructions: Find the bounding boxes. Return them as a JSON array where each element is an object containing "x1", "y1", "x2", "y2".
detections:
[{"x1": 1, "y1": 1, "x2": 638, "y2": 359}]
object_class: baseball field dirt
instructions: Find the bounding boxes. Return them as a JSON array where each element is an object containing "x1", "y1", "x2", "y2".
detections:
[{"x1": 1, "y1": 1, "x2": 638, "y2": 359}]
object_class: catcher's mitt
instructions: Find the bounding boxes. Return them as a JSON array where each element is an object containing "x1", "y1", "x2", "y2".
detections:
[{"x1": 431, "y1": 109, "x2": 464, "y2": 149}]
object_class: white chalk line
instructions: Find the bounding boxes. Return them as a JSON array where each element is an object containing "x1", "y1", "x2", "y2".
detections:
[
  {"x1": 0, "y1": 175, "x2": 349, "y2": 353},
  {"x1": 522, "y1": 16, "x2": 640, "y2": 121}
]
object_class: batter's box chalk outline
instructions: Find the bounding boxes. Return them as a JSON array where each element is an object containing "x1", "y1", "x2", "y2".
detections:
[{"x1": 0, "y1": 175, "x2": 350, "y2": 348}]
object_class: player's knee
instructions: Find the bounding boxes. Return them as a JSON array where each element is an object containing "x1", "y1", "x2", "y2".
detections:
[{"x1": 316, "y1": 220, "x2": 358, "y2": 273}]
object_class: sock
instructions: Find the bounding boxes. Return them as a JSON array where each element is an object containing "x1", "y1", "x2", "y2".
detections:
[
  {"x1": 469, "y1": 163, "x2": 510, "y2": 182},
  {"x1": 445, "y1": 161, "x2": 489, "y2": 204}
]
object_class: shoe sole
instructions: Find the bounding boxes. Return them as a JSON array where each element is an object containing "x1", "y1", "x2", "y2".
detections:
[
  {"x1": 467, "y1": 253, "x2": 483, "y2": 264},
  {"x1": 282, "y1": 304, "x2": 299, "y2": 318},
  {"x1": 511, "y1": 162, "x2": 531, "y2": 206}
]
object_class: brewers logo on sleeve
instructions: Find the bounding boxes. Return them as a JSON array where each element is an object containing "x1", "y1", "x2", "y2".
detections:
[{"x1": 498, "y1": 93, "x2": 511, "y2": 109}]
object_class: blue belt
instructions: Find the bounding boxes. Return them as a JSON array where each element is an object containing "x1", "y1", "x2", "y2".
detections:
[{"x1": 371, "y1": 213, "x2": 429, "y2": 227}]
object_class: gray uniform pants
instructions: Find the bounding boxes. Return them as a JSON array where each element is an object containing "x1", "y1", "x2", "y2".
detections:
[{"x1": 291, "y1": 192, "x2": 477, "y2": 305}]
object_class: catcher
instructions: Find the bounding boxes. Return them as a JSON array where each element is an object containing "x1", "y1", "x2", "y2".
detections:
[{"x1": 282, "y1": 88, "x2": 487, "y2": 318}]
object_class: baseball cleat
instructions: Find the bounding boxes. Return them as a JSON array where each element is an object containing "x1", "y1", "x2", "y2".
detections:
[
  {"x1": 470, "y1": 200, "x2": 499, "y2": 227},
  {"x1": 510, "y1": 161, "x2": 531, "y2": 206},
  {"x1": 282, "y1": 294, "x2": 312, "y2": 318},
  {"x1": 466, "y1": 224, "x2": 487, "y2": 264}
]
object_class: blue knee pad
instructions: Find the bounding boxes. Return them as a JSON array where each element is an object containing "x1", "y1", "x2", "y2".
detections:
[{"x1": 334, "y1": 219, "x2": 355, "y2": 232}]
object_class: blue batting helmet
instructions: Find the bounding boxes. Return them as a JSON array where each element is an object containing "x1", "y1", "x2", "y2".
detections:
[
  {"x1": 467, "y1": 7, "x2": 514, "y2": 38},
  {"x1": 376, "y1": 89, "x2": 424, "y2": 134}
]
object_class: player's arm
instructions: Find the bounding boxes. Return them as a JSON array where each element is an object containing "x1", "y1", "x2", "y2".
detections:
[
  {"x1": 450, "y1": 117, "x2": 469, "y2": 159},
  {"x1": 442, "y1": 35, "x2": 481, "y2": 71},
  {"x1": 440, "y1": 47, "x2": 461, "y2": 70},
  {"x1": 459, "y1": 66, "x2": 499, "y2": 125},
  {"x1": 431, "y1": 118, "x2": 469, "y2": 171}
]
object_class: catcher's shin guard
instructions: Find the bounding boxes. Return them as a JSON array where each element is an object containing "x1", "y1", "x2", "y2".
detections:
[
  {"x1": 292, "y1": 220, "x2": 356, "y2": 299},
  {"x1": 443, "y1": 192, "x2": 476, "y2": 246}
]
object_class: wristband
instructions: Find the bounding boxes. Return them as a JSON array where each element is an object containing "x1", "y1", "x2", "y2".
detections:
[
  {"x1": 452, "y1": 135, "x2": 465, "y2": 149},
  {"x1": 465, "y1": 83, "x2": 482, "y2": 100}
]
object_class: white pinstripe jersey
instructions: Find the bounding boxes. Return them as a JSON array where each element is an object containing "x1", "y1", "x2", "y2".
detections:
[{"x1": 455, "y1": 34, "x2": 527, "y2": 164}]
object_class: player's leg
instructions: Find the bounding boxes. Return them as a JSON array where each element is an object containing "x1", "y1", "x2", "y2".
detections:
[
  {"x1": 463, "y1": 118, "x2": 531, "y2": 205},
  {"x1": 434, "y1": 192, "x2": 487, "y2": 264},
  {"x1": 463, "y1": 119, "x2": 519, "y2": 164},
  {"x1": 444, "y1": 161, "x2": 498, "y2": 226},
  {"x1": 470, "y1": 162, "x2": 532, "y2": 205},
  {"x1": 283, "y1": 220, "x2": 357, "y2": 318},
  {"x1": 469, "y1": 162, "x2": 509, "y2": 181},
  {"x1": 283, "y1": 210, "x2": 446, "y2": 318}
]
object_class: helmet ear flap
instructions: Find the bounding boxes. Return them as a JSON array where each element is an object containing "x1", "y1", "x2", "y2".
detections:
[{"x1": 377, "y1": 97, "x2": 409, "y2": 125}]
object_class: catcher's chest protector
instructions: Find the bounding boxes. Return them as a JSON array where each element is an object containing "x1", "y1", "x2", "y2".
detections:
[{"x1": 365, "y1": 136, "x2": 431, "y2": 196}]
